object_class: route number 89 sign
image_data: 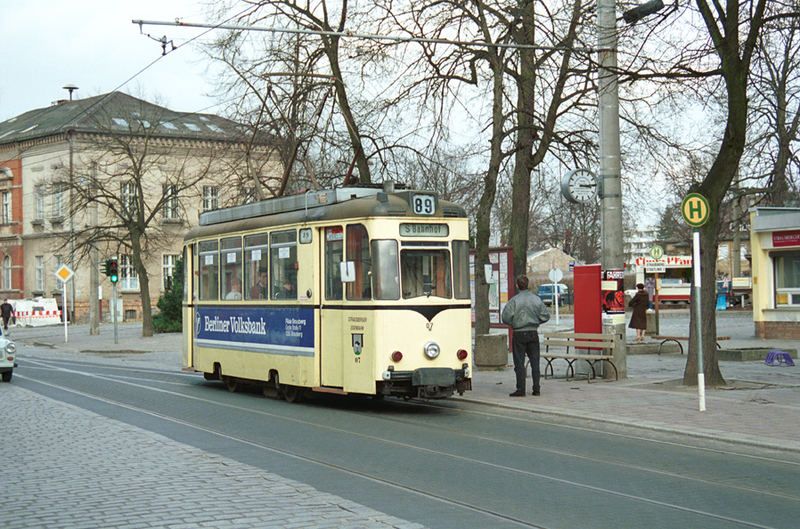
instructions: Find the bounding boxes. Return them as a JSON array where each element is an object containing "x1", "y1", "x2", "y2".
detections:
[{"x1": 412, "y1": 194, "x2": 436, "y2": 215}]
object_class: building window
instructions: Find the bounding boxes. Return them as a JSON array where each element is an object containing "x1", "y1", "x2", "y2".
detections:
[
  {"x1": 774, "y1": 251, "x2": 800, "y2": 306},
  {"x1": 241, "y1": 186, "x2": 256, "y2": 204},
  {"x1": 119, "y1": 254, "x2": 139, "y2": 290},
  {"x1": 52, "y1": 254, "x2": 63, "y2": 293},
  {"x1": 203, "y1": 186, "x2": 218, "y2": 212},
  {"x1": 0, "y1": 191, "x2": 10, "y2": 224},
  {"x1": 35, "y1": 256, "x2": 45, "y2": 291},
  {"x1": 162, "y1": 254, "x2": 178, "y2": 290},
  {"x1": 162, "y1": 184, "x2": 180, "y2": 220},
  {"x1": 51, "y1": 184, "x2": 64, "y2": 218},
  {"x1": 2, "y1": 256, "x2": 11, "y2": 290},
  {"x1": 35, "y1": 185, "x2": 45, "y2": 221},
  {"x1": 121, "y1": 181, "x2": 136, "y2": 215}
]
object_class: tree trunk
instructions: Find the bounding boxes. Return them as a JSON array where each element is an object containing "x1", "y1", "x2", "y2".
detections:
[
  {"x1": 130, "y1": 233, "x2": 154, "y2": 337},
  {"x1": 474, "y1": 55, "x2": 506, "y2": 335},
  {"x1": 324, "y1": 35, "x2": 371, "y2": 184},
  {"x1": 509, "y1": 1, "x2": 536, "y2": 278},
  {"x1": 683, "y1": 0, "x2": 766, "y2": 386}
]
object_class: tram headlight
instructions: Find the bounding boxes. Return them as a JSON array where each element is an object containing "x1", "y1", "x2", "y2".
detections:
[
  {"x1": 423, "y1": 342, "x2": 440, "y2": 359},
  {"x1": 5, "y1": 342, "x2": 15, "y2": 355}
]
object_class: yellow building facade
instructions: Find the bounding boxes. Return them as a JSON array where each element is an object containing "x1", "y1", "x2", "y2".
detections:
[{"x1": 749, "y1": 207, "x2": 800, "y2": 338}]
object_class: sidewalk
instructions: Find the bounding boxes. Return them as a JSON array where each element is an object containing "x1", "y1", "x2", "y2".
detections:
[{"x1": 8, "y1": 314, "x2": 800, "y2": 453}]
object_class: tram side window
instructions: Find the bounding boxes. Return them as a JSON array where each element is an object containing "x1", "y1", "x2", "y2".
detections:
[
  {"x1": 198, "y1": 240, "x2": 219, "y2": 300},
  {"x1": 452, "y1": 240, "x2": 471, "y2": 299},
  {"x1": 183, "y1": 246, "x2": 189, "y2": 303},
  {"x1": 221, "y1": 237, "x2": 243, "y2": 300},
  {"x1": 401, "y1": 249, "x2": 452, "y2": 299},
  {"x1": 270, "y1": 229, "x2": 297, "y2": 300},
  {"x1": 244, "y1": 233, "x2": 269, "y2": 300},
  {"x1": 346, "y1": 224, "x2": 371, "y2": 300},
  {"x1": 371, "y1": 240, "x2": 400, "y2": 300},
  {"x1": 325, "y1": 227, "x2": 343, "y2": 300}
]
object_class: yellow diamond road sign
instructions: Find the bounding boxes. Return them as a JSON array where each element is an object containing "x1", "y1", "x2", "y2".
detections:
[
  {"x1": 681, "y1": 193, "x2": 710, "y2": 227},
  {"x1": 55, "y1": 264, "x2": 74, "y2": 282}
]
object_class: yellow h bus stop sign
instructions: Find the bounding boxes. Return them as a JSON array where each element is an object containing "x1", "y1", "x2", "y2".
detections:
[{"x1": 681, "y1": 193, "x2": 710, "y2": 227}]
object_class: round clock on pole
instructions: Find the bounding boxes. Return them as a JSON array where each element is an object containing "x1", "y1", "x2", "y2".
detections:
[{"x1": 561, "y1": 168, "x2": 598, "y2": 204}]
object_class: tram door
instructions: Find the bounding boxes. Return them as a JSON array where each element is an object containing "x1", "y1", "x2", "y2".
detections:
[
  {"x1": 320, "y1": 227, "x2": 345, "y2": 388},
  {"x1": 182, "y1": 244, "x2": 195, "y2": 369}
]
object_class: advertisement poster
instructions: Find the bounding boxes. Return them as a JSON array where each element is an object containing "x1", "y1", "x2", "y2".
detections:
[
  {"x1": 469, "y1": 247, "x2": 514, "y2": 329},
  {"x1": 195, "y1": 306, "x2": 314, "y2": 357},
  {"x1": 601, "y1": 269, "x2": 625, "y2": 314}
]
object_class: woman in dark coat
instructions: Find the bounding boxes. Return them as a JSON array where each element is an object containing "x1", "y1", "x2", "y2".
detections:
[{"x1": 628, "y1": 283, "x2": 649, "y2": 342}]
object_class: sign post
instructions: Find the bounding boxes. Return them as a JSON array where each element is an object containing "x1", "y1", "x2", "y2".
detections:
[
  {"x1": 548, "y1": 268, "x2": 563, "y2": 325},
  {"x1": 681, "y1": 192, "x2": 710, "y2": 411},
  {"x1": 646, "y1": 248, "x2": 665, "y2": 336},
  {"x1": 55, "y1": 265, "x2": 74, "y2": 343}
]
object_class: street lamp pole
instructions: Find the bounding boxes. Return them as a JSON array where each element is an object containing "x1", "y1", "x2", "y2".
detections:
[
  {"x1": 597, "y1": 0, "x2": 626, "y2": 380},
  {"x1": 598, "y1": 0, "x2": 623, "y2": 272}
]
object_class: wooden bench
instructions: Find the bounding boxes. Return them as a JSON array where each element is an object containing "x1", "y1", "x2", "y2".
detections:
[
  {"x1": 539, "y1": 332, "x2": 618, "y2": 381},
  {"x1": 651, "y1": 335, "x2": 730, "y2": 355}
]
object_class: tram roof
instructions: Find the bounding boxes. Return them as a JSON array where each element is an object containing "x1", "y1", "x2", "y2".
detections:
[{"x1": 185, "y1": 185, "x2": 467, "y2": 241}]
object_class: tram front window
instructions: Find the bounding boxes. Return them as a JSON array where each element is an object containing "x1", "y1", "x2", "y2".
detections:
[
  {"x1": 371, "y1": 240, "x2": 400, "y2": 300},
  {"x1": 401, "y1": 249, "x2": 451, "y2": 299}
]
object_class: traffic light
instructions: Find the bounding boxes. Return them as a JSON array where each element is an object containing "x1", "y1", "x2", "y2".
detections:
[
  {"x1": 102, "y1": 259, "x2": 111, "y2": 277},
  {"x1": 108, "y1": 259, "x2": 119, "y2": 283}
]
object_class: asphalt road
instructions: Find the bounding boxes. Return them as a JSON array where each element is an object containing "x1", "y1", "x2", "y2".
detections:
[{"x1": 16, "y1": 348, "x2": 800, "y2": 529}]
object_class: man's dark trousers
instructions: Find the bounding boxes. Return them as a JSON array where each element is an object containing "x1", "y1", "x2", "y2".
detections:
[{"x1": 512, "y1": 330, "x2": 540, "y2": 392}]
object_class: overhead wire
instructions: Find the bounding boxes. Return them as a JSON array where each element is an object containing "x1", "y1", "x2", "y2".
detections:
[{"x1": 62, "y1": 3, "x2": 258, "y2": 128}]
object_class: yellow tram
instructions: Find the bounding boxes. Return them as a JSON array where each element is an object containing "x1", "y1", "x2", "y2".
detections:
[{"x1": 182, "y1": 184, "x2": 472, "y2": 400}]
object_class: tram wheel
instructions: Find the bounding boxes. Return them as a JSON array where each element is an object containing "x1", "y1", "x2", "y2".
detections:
[
  {"x1": 263, "y1": 377, "x2": 279, "y2": 399},
  {"x1": 283, "y1": 385, "x2": 302, "y2": 403},
  {"x1": 223, "y1": 376, "x2": 239, "y2": 393}
]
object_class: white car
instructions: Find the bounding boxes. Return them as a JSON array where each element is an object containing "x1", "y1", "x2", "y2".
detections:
[{"x1": 0, "y1": 328, "x2": 16, "y2": 382}]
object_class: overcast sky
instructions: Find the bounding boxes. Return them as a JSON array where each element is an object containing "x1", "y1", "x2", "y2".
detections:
[{"x1": 0, "y1": 1, "x2": 224, "y2": 122}]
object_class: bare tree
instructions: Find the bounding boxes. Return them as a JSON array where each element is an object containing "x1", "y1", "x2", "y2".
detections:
[
  {"x1": 207, "y1": 27, "x2": 336, "y2": 197},
  {"x1": 55, "y1": 96, "x2": 261, "y2": 336},
  {"x1": 748, "y1": 1, "x2": 800, "y2": 206},
  {"x1": 224, "y1": 1, "x2": 373, "y2": 184}
]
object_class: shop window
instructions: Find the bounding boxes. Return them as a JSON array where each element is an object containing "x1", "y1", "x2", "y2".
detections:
[{"x1": 774, "y1": 251, "x2": 800, "y2": 306}]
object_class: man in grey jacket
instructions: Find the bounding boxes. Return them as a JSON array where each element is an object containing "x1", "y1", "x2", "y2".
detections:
[{"x1": 501, "y1": 275, "x2": 550, "y2": 396}]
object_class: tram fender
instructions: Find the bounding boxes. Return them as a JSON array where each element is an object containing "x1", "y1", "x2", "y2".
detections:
[{"x1": 412, "y1": 367, "x2": 455, "y2": 386}]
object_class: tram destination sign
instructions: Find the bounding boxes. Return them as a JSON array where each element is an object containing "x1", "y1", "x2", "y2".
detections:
[{"x1": 399, "y1": 223, "x2": 449, "y2": 237}]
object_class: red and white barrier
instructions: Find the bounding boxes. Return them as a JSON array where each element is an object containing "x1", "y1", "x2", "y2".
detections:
[{"x1": 10, "y1": 299, "x2": 63, "y2": 327}]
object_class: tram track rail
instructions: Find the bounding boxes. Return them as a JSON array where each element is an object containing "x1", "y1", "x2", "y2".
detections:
[{"x1": 16, "y1": 356, "x2": 799, "y2": 529}]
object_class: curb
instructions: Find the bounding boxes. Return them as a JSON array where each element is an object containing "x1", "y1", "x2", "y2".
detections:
[{"x1": 454, "y1": 395, "x2": 800, "y2": 454}]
